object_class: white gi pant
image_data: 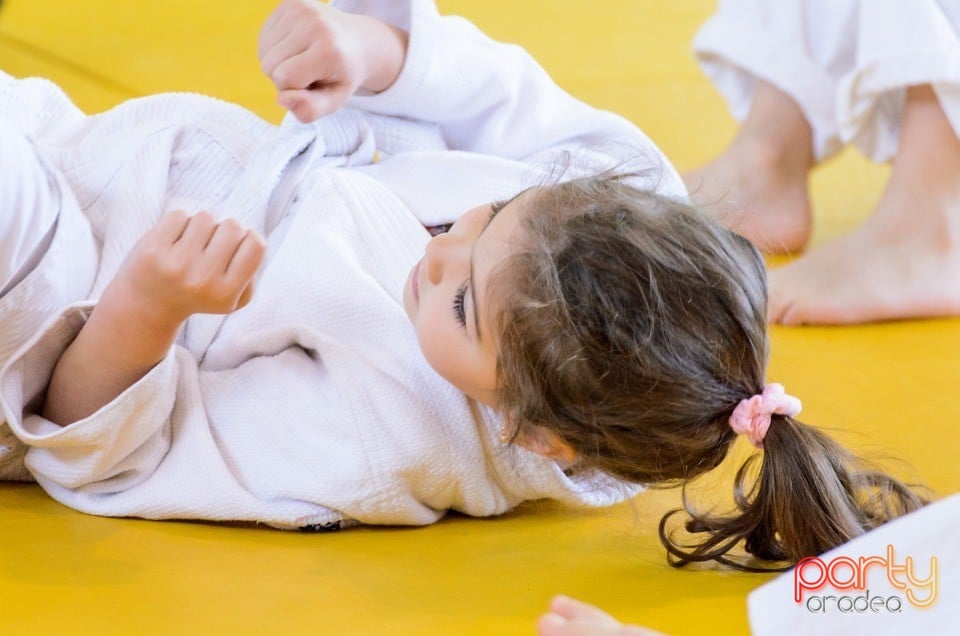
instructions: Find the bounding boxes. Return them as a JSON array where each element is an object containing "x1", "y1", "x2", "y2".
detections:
[{"x1": 694, "y1": 0, "x2": 960, "y2": 162}]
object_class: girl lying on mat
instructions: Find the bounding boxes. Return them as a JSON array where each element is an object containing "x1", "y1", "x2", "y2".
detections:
[{"x1": 0, "y1": 0, "x2": 925, "y2": 568}]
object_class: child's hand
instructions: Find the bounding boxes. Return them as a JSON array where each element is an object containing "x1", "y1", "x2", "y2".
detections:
[
  {"x1": 258, "y1": 0, "x2": 408, "y2": 123},
  {"x1": 107, "y1": 210, "x2": 266, "y2": 326},
  {"x1": 537, "y1": 596, "x2": 666, "y2": 636},
  {"x1": 42, "y1": 210, "x2": 266, "y2": 427}
]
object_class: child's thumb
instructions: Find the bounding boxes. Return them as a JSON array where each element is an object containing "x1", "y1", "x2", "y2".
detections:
[{"x1": 279, "y1": 88, "x2": 341, "y2": 123}]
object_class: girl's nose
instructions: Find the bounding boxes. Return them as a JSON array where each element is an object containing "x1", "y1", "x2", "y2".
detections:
[{"x1": 424, "y1": 232, "x2": 460, "y2": 285}]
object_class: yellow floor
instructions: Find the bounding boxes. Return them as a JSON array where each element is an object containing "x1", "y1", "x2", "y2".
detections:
[{"x1": 0, "y1": 1, "x2": 956, "y2": 634}]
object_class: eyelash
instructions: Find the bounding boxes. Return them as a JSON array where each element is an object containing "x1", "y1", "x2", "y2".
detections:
[
  {"x1": 450, "y1": 199, "x2": 509, "y2": 330},
  {"x1": 453, "y1": 283, "x2": 468, "y2": 327}
]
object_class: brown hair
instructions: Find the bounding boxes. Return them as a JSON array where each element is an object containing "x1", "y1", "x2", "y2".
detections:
[{"x1": 488, "y1": 172, "x2": 928, "y2": 570}]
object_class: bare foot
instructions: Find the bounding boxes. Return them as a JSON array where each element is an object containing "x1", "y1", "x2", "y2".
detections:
[
  {"x1": 684, "y1": 82, "x2": 815, "y2": 254},
  {"x1": 768, "y1": 202, "x2": 960, "y2": 324},
  {"x1": 768, "y1": 85, "x2": 960, "y2": 325},
  {"x1": 537, "y1": 596, "x2": 664, "y2": 636}
]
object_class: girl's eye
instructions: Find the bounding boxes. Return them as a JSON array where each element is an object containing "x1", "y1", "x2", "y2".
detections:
[{"x1": 453, "y1": 283, "x2": 468, "y2": 328}]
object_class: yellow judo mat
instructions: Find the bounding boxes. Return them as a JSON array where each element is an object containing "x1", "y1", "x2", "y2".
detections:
[{"x1": 0, "y1": 1, "x2": 957, "y2": 634}]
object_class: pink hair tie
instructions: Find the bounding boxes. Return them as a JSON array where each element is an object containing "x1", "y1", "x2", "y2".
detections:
[{"x1": 728, "y1": 383, "x2": 802, "y2": 449}]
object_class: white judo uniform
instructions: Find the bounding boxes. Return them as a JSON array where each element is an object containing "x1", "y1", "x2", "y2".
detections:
[
  {"x1": 0, "y1": 0, "x2": 684, "y2": 528},
  {"x1": 695, "y1": 0, "x2": 960, "y2": 162}
]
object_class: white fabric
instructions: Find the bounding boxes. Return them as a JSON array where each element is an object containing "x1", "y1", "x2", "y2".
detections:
[
  {"x1": 748, "y1": 493, "x2": 960, "y2": 635},
  {"x1": 693, "y1": 0, "x2": 960, "y2": 162},
  {"x1": 0, "y1": 0, "x2": 683, "y2": 527},
  {"x1": 0, "y1": 69, "x2": 98, "y2": 481},
  {"x1": 0, "y1": 120, "x2": 60, "y2": 296}
]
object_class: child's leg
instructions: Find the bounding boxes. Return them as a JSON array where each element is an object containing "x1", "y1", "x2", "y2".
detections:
[
  {"x1": 768, "y1": 84, "x2": 960, "y2": 324},
  {"x1": 766, "y1": 0, "x2": 960, "y2": 323},
  {"x1": 683, "y1": 80, "x2": 814, "y2": 254},
  {"x1": 685, "y1": 0, "x2": 859, "y2": 253}
]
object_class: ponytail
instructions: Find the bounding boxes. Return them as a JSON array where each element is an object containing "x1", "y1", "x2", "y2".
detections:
[
  {"x1": 473, "y1": 172, "x2": 927, "y2": 569},
  {"x1": 658, "y1": 415, "x2": 929, "y2": 571}
]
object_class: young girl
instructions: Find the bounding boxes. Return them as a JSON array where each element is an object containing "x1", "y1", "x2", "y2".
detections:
[{"x1": 0, "y1": 0, "x2": 925, "y2": 567}]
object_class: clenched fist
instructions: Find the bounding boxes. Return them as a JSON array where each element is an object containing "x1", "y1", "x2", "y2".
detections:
[
  {"x1": 42, "y1": 211, "x2": 267, "y2": 426},
  {"x1": 258, "y1": 0, "x2": 409, "y2": 122},
  {"x1": 108, "y1": 210, "x2": 266, "y2": 324}
]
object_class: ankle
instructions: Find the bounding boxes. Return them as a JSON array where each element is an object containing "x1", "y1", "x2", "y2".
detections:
[
  {"x1": 895, "y1": 84, "x2": 960, "y2": 181},
  {"x1": 735, "y1": 83, "x2": 815, "y2": 172},
  {"x1": 870, "y1": 185, "x2": 960, "y2": 252},
  {"x1": 729, "y1": 131, "x2": 812, "y2": 182}
]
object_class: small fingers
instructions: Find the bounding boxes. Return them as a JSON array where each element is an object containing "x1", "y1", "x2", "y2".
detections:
[
  {"x1": 202, "y1": 218, "x2": 248, "y2": 273},
  {"x1": 537, "y1": 612, "x2": 664, "y2": 636},
  {"x1": 235, "y1": 280, "x2": 256, "y2": 310},
  {"x1": 165, "y1": 214, "x2": 264, "y2": 311},
  {"x1": 541, "y1": 597, "x2": 666, "y2": 636},
  {"x1": 549, "y1": 596, "x2": 621, "y2": 626},
  {"x1": 225, "y1": 230, "x2": 267, "y2": 293},
  {"x1": 258, "y1": 0, "x2": 309, "y2": 58},
  {"x1": 279, "y1": 87, "x2": 347, "y2": 123},
  {"x1": 174, "y1": 211, "x2": 219, "y2": 252},
  {"x1": 260, "y1": 31, "x2": 311, "y2": 81},
  {"x1": 269, "y1": 44, "x2": 338, "y2": 92},
  {"x1": 260, "y1": 4, "x2": 341, "y2": 90},
  {"x1": 150, "y1": 209, "x2": 191, "y2": 245},
  {"x1": 198, "y1": 223, "x2": 265, "y2": 312},
  {"x1": 623, "y1": 626, "x2": 666, "y2": 636},
  {"x1": 537, "y1": 613, "x2": 624, "y2": 636},
  {"x1": 537, "y1": 613, "x2": 571, "y2": 636},
  {"x1": 257, "y1": 8, "x2": 285, "y2": 57}
]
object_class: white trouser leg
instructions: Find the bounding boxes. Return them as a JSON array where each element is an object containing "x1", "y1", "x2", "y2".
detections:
[
  {"x1": 839, "y1": 0, "x2": 960, "y2": 162},
  {"x1": 694, "y1": 0, "x2": 960, "y2": 163},
  {"x1": 692, "y1": 0, "x2": 858, "y2": 161}
]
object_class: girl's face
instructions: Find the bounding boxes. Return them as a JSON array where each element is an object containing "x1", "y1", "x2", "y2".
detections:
[{"x1": 402, "y1": 193, "x2": 526, "y2": 406}]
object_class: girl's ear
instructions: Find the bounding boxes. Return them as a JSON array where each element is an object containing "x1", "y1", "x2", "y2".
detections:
[{"x1": 515, "y1": 426, "x2": 576, "y2": 462}]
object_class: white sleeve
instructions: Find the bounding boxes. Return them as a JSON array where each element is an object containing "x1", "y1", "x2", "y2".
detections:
[
  {"x1": 338, "y1": 0, "x2": 681, "y2": 186},
  {"x1": 0, "y1": 304, "x2": 178, "y2": 494},
  {"x1": 0, "y1": 120, "x2": 61, "y2": 296},
  {"x1": 0, "y1": 304, "x2": 347, "y2": 528}
]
